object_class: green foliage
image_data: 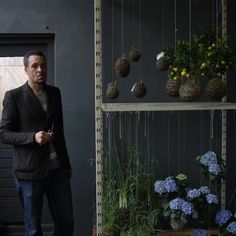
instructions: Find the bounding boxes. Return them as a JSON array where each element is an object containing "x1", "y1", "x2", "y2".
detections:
[
  {"x1": 101, "y1": 146, "x2": 161, "y2": 235},
  {"x1": 163, "y1": 28, "x2": 235, "y2": 83}
]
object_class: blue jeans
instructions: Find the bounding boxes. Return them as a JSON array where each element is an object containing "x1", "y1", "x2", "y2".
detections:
[{"x1": 15, "y1": 167, "x2": 74, "y2": 236}]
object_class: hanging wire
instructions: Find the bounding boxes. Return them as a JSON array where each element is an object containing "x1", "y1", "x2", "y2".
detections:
[
  {"x1": 209, "y1": 110, "x2": 214, "y2": 150},
  {"x1": 138, "y1": 0, "x2": 142, "y2": 77},
  {"x1": 174, "y1": 0, "x2": 178, "y2": 52},
  {"x1": 119, "y1": 112, "x2": 123, "y2": 139},
  {"x1": 167, "y1": 112, "x2": 170, "y2": 176},
  {"x1": 216, "y1": 0, "x2": 219, "y2": 42},
  {"x1": 111, "y1": 0, "x2": 114, "y2": 82},
  {"x1": 161, "y1": 0, "x2": 165, "y2": 49},
  {"x1": 177, "y1": 112, "x2": 181, "y2": 173},
  {"x1": 189, "y1": 0, "x2": 192, "y2": 72},
  {"x1": 132, "y1": 0, "x2": 136, "y2": 47},
  {"x1": 121, "y1": 0, "x2": 124, "y2": 55}
]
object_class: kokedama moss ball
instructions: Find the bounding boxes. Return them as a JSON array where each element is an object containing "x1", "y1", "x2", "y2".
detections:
[
  {"x1": 165, "y1": 78, "x2": 181, "y2": 97},
  {"x1": 106, "y1": 82, "x2": 119, "y2": 99},
  {"x1": 128, "y1": 47, "x2": 141, "y2": 62},
  {"x1": 156, "y1": 58, "x2": 169, "y2": 71},
  {"x1": 131, "y1": 81, "x2": 147, "y2": 98},
  {"x1": 114, "y1": 56, "x2": 131, "y2": 77},
  {"x1": 179, "y1": 80, "x2": 201, "y2": 102},
  {"x1": 206, "y1": 78, "x2": 226, "y2": 101},
  {"x1": 156, "y1": 52, "x2": 169, "y2": 71}
]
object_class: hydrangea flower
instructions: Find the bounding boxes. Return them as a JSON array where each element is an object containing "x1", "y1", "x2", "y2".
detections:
[
  {"x1": 181, "y1": 201, "x2": 193, "y2": 215},
  {"x1": 199, "y1": 151, "x2": 217, "y2": 166},
  {"x1": 199, "y1": 186, "x2": 210, "y2": 195},
  {"x1": 206, "y1": 194, "x2": 219, "y2": 204},
  {"x1": 208, "y1": 163, "x2": 221, "y2": 175},
  {"x1": 187, "y1": 189, "x2": 201, "y2": 199},
  {"x1": 215, "y1": 210, "x2": 232, "y2": 226},
  {"x1": 192, "y1": 228, "x2": 209, "y2": 236},
  {"x1": 164, "y1": 177, "x2": 177, "y2": 193},
  {"x1": 154, "y1": 180, "x2": 166, "y2": 194},
  {"x1": 169, "y1": 198, "x2": 184, "y2": 210},
  {"x1": 226, "y1": 221, "x2": 236, "y2": 235}
]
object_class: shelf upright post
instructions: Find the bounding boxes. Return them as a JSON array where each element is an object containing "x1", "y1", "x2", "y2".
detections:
[
  {"x1": 221, "y1": 0, "x2": 227, "y2": 210},
  {"x1": 94, "y1": 0, "x2": 103, "y2": 235}
]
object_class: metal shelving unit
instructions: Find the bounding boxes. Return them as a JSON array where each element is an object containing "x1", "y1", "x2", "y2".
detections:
[{"x1": 94, "y1": 0, "x2": 231, "y2": 235}]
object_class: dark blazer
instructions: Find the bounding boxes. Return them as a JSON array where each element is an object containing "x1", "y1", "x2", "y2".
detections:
[{"x1": 0, "y1": 82, "x2": 71, "y2": 180}]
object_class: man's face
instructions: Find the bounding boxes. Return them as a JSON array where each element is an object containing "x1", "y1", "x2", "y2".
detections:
[{"x1": 24, "y1": 55, "x2": 47, "y2": 84}]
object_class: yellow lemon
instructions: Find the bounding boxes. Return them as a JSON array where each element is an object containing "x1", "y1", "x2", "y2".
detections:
[
  {"x1": 173, "y1": 76, "x2": 178, "y2": 80},
  {"x1": 181, "y1": 70, "x2": 187, "y2": 77},
  {"x1": 211, "y1": 43, "x2": 216, "y2": 48}
]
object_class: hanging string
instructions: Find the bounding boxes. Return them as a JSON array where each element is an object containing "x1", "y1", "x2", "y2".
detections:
[
  {"x1": 200, "y1": 110, "x2": 204, "y2": 185},
  {"x1": 138, "y1": 0, "x2": 142, "y2": 77},
  {"x1": 112, "y1": 0, "x2": 114, "y2": 82},
  {"x1": 178, "y1": 112, "x2": 181, "y2": 173},
  {"x1": 167, "y1": 113, "x2": 170, "y2": 176},
  {"x1": 119, "y1": 112, "x2": 123, "y2": 139},
  {"x1": 189, "y1": 0, "x2": 192, "y2": 73},
  {"x1": 209, "y1": 110, "x2": 214, "y2": 150},
  {"x1": 174, "y1": 0, "x2": 177, "y2": 51},
  {"x1": 132, "y1": 0, "x2": 136, "y2": 47},
  {"x1": 161, "y1": 0, "x2": 165, "y2": 49},
  {"x1": 216, "y1": 0, "x2": 219, "y2": 42},
  {"x1": 121, "y1": 0, "x2": 124, "y2": 55}
]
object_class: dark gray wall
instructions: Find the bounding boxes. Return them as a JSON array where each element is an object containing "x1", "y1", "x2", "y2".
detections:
[
  {"x1": 0, "y1": 1, "x2": 95, "y2": 235},
  {"x1": 0, "y1": 0, "x2": 235, "y2": 235}
]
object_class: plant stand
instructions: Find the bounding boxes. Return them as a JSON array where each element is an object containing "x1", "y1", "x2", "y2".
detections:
[{"x1": 158, "y1": 228, "x2": 218, "y2": 236}]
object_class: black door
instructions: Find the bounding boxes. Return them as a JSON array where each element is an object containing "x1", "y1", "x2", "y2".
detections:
[{"x1": 0, "y1": 34, "x2": 54, "y2": 236}]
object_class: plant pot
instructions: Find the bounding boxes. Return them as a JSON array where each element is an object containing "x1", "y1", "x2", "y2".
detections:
[
  {"x1": 179, "y1": 80, "x2": 201, "y2": 102},
  {"x1": 165, "y1": 78, "x2": 181, "y2": 97},
  {"x1": 170, "y1": 218, "x2": 184, "y2": 231},
  {"x1": 206, "y1": 78, "x2": 226, "y2": 101}
]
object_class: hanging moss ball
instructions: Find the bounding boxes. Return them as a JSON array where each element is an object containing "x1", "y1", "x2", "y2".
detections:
[
  {"x1": 131, "y1": 80, "x2": 147, "y2": 98},
  {"x1": 179, "y1": 80, "x2": 202, "y2": 102},
  {"x1": 165, "y1": 78, "x2": 181, "y2": 97},
  {"x1": 156, "y1": 52, "x2": 169, "y2": 71},
  {"x1": 156, "y1": 58, "x2": 169, "y2": 71},
  {"x1": 106, "y1": 82, "x2": 119, "y2": 99},
  {"x1": 114, "y1": 56, "x2": 131, "y2": 77},
  {"x1": 128, "y1": 47, "x2": 141, "y2": 62},
  {"x1": 206, "y1": 78, "x2": 226, "y2": 101}
]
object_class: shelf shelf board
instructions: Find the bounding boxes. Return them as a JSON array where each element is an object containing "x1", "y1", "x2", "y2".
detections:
[{"x1": 101, "y1": 102, "x2": 236, "y2": 112}]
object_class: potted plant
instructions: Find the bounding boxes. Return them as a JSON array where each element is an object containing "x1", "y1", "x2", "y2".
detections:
[
  {"x1": 192, "y1": 29, "x2": 235, "y2": 101},
  {"x1": 101, "y1": 146, "x2": 160, "y2": 236},
  {"x1": 164, "y1": 40, "x2": 202, "y2": 101}
]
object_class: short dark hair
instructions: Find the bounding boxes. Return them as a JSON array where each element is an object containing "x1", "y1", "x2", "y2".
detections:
[{"x1": 23, "y1": 50, "x2": 47, "y2": 67}]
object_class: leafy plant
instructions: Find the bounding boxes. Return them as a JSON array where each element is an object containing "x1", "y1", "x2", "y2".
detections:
[{"x1": 101, "y1": 146, "x2": 161, "y2": 235}]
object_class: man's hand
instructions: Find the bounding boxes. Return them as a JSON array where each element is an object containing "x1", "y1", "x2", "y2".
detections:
[{"x1": 35, "y1": 131, "x2": 54, "y2": 145}]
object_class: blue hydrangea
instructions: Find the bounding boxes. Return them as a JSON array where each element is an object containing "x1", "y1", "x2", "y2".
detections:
[
  {"x1": 187, "y1": 189, "x2": 201, "y2": 199},
  {"x1": 164, "y1": 177, "x2": 177, "y2": 193},
  {"x1": 206, "y1": 194, "x2": 219, "y2": 204},
  {"x1": 199, "y1": 186, "x2": 210, "y2": 195},
  {"x1": 200, "y1": 151, "x2": 217, "y2": 166},
  {"x1": 208, "y1": 163, "x2": 221, "y2": 175},
  {"x1": 154, "y1": 180, "x2": 166, "y2": 194},
  {"x1": 192, "y1": 229, "x2": 209, "y2": 236},
  {"x1": 169, "y1": 198, "x2": 184, "y2": 210},
  {"x1": 181, "y1": 201, "x2": 193, "y2": 215},
  {"x1": 215, "y1": 210, "x2": 232, "y2": 226},
  {"x1": 227, "y1": 222, "x2": 236, "y2": 235}
]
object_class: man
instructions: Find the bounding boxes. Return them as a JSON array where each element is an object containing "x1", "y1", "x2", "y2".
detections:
[{"x1": 0, "y1": 50, "x2": 74, "y2": 236}]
